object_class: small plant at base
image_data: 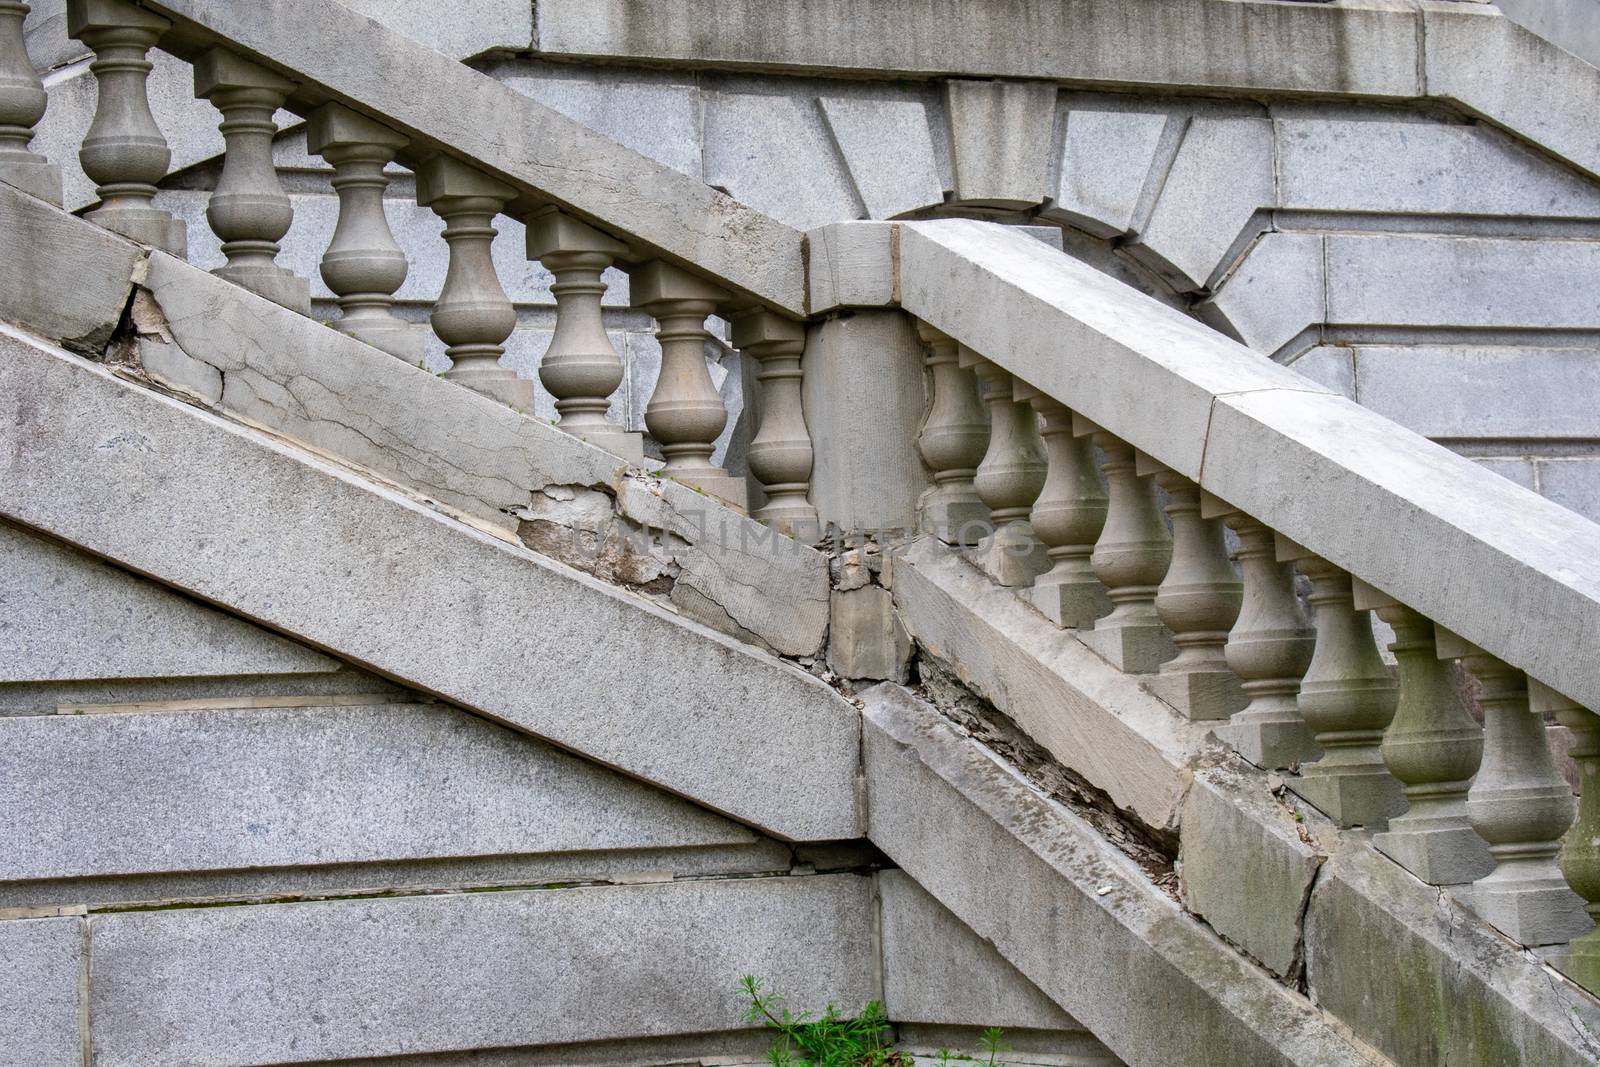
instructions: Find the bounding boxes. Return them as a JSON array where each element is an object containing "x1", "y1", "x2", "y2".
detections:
[{"x1": 740, "y1": 976, "x2": 1008, "y2": 1067}]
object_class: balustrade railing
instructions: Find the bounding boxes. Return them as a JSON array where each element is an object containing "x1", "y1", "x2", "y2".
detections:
[{"x1": 4, "y1": 0, "x2": 814, "y2": 519}]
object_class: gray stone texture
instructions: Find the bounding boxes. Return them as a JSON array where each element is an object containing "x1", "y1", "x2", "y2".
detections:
[
  {"x1": 860, "y1": 684, "x2": 1388, "y2": 1067},
  {"x1": 1132, "y1": 116, "x2": 1273, "y2": 291},
  {"x1": 0, "y1": 916, "x2": 82, "y2": 1067},
  {"x1": 943, "y1": 79, "x2": 1057, "y2": 208},
  {"x1": 0, "y1": 185, "x2": 138, "y2": 352},
  {"x1": 827, "y1": 585, "x2": 911, "y2": 682},
  {"x1": 1304, "y1": 842, "x2": 1600, "y2": 1067},
  {"x1": 0, "y1": 334, "x2": 860, "y2": 841},
  {"x1": 0, "y1": 520, "x2": 337, "y2": 682},
  {"x1": 333, "y1": 0, "x2": 534, "y2": 57},
  {"x1": 819, "y1": 96, "x2": 945, "y2": 220},
  {"x1": 1177, "y1": 765, "x2": 1324, "y2": 980},
  {"x1": 1537, "y1": 458, "x2": 1600, "y2": 522},
  {"x1": 806, "y1": 220, "x2": 896, "y2": 313},
  {"x1": 1499, "y1": 0, "x2": 1600, "y2": 70},
  {"x1": 1206, "y1": 232, "x2": 1324, "y2": 357},
  {"x1": 705, "y1": 90, "x2": 862, "y2": 232},
  {"x1": 1050, "y1": 108, "x2": 1169, "y2": 238},
  {"x1": 87, "y1": 875, "x2": 876, "y2": 1067},
  {"x1": 0, "y1": 703, "x2": 762, "y2": 883}
]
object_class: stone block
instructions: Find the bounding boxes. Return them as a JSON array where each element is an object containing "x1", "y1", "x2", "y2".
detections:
[
  {"x1": 705, "y1": 90, "x2": 863, "y2": 232},
  {"x1": 1498, "y1": 0, "x2": 1600, "y2": 69},
  {"x1": 860, "y1": 684, "x2": 1387, "y2": 1067},
  {"x1": 149, "y1": 0, "x2": 806, "y2": 313},
  {"x1": 891, "y1": 538, "x2": 1207, "y2": 832},
  {"x1": 1178, "y1": 764, "x2": 1325, "y2": 979},
  {"x1": 336, "y1": 0, "x2": 535, "y2": 57},
  {"x1": 0, "y1": 520, "x2": 337, "y2": 683},
  {"x1": 1132, "y1": 116, "x2": 1273, "y2": 291},
  {"x1": 1325, "y1": 232, "x2": 1600, "y2": 330},
  {"x1": 1204, "y1": 232, "x2": 1325, "y2": 357},
  {"x1": 820, "y1": 97, "x2": 945, "y2": 220},
  {"x1": 87, "y1": 875, "x2": 876, "y2": 1066},
  {"x1": 1049, "y1": 108, "x2": 1171, "y2": 238},
  {"x1": 806, "y1": 221, "x2": 896, "y2": 314},
  {"x1": 1284, "y1": 347, "x2": 1355, "y2": 398},
  {"x1": 24, "y1": 0, "x2": 89, "y2": 72},
  {"x1": 1277, "y1": 117, "x2": 1600, "y2": 218},
  {"x1": 0, "y1": 916, "x2": 82, "y2": 1067},
  {"x1": 897, "y1": 219, "x2": 1335, "y2": 483},
  {"x1": 0, "y1": 181, "x2": 138, "y2": 351},
  {"x1": 0, "y1": 333, "x2": 861, "y2": 841},
  {"x1": 1536, "y1": 459, "x2": 1600, "y2": 523},
  {"x1": 1353, "y1": 346, "x2": 1600, "y2": 441},
  {"x1": 0, "y1": 703, "x2": 763, "y2": 883},
  {"x1": 828, "y1": 585, "x2": 911, "y2": 683},
  {"x1": 877, "y1": 869, "x2": 1080, "y2": 1030},
  {"x1": 802, "y1": 310, "x2": 929, "y2": 536},
  {"x1": 1304, "y1": 841, "x2": 1600, "y2": 1067},
  {"x1": 1143, "y1": 667, "x2": 1246, "y2": 723},
  {"x1": 1078, "y1": 619, "x2": 1175, "y2": 676},
  {"x1": 943, "y1": 80, "x2": 1056, "y2": 208}
]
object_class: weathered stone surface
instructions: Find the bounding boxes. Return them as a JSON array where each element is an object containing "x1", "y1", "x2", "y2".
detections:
[
  {"x1": 1049, "y1": 108, "x2": 1170, "y2": 238},
  {"x1": 944, "y1": 80, "x2": 1056, "y2": 208},
  {"x1": 1277, "y1": 117, "x2": 1600, "y2": 218},
  {"x1": 23, "y1": 0, "x2": 87, "y2": 71},
  {"x1": 0, "y1": 520, "x2": 337, "y2": 682},
  {"x1": 819, "y1": 96, "x2": 944, "y2": 220},
  {"x1": 0, "y1": 334, "x2": 860, "y2": 841},
  {"x1": 1133, "y1": 117, "x2": 1273, "y2": 291},
  {"x1": 1178, "y1": 764, "x2": 1324, "y2": 980},
  {"x1": 705, "y1": 91, "x2": 862, "y2": 232},
  {"x1": 0, "y1": 182, "x2": 138, "y2": 351},
  {"x1": 806, "y1": 220, "x2": 896, "y2": 314},
  {"x1": 147, "y1": 0, "x2": 806, "y2": 314},
  {"x1": 898, "y1": 218, "x2": 1334, "y2": 484},
  {"x1": 0, "y1": 916, "x2": 82, "y2": 1067},
  {"x1": 803, "y1": 310, "x2": 929, "y2": 535},
  {"x1": 1352, "y1": 346, "x2": 1600, "y2": 441},
  {"x1": 336, "y1": 0, "x2": 534, "y2": 57},
  {"x1": 88, "y1": 875, "x2": 876, "y2": 1067},
  {"x1": 861, "y1": 684, "x2": 1389, "y2": 1067},
  {"x1": 828, "y1": 585, "x2": 911, "y2": 683},
  {"x1": 878, "y1": 869, "x2": 1080, "y2": 1030},
  {"x1": 1325, "y1": 233, "x2": 1600, "y2": 330},
  {"x1": 891, "y1": 538, "x2": 1206, "y2": 832},
  {"x1": 1538, "y1": 458, "x2": 1600, "y2": 523},
  {"x1": 1284, "y1": 347, "x2": 1355, "y2": 399},
  {"x1": 0, "y1": 703, "x2": 764, "y2": 882},
  {"x1": 1498, "y1": 0, "x2": 1600, "y2": 69},
  {"x1": 1304, "y1": 841, "x2": 1600, "y2": 1067},
  {"x1": 1206, "y1": 232, "x2": 1324, "y2": 357},
  {"x1": 534, "y1": 0, "x2": 1423, "y2": 99}
]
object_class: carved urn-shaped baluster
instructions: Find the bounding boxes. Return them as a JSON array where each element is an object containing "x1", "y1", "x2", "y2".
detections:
[
  {"x1": 1, "y1": 0, "x2": 60, "y2": 204},
  {"x1": 1026, "y1": 396, "x2": 1108, "y2": 629},
  {"x1": 913, "y1": 321, "x2": 989, "y2": 546},
  {"x1": 1533, "y1": 681, "x2": 1600, "y2": 991},
  {"x1": 732, "y1": 309, "x2": 817, "y2": 539},
  {"x1": 962, "y1": 358, "x2": 1048, "y2": 587}
]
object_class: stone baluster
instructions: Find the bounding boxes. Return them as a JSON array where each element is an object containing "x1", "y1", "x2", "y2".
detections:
[
  {"x1": 1025, "y1": 396, "x2": 1107, "y2": 629},
  {"x1": 0, "y1": 0, "x2": 59, "y2": 204},
  {"x1": 69, "y1": 0, "x2": 189, "y2": 250},
  {"x1": 631, "y1": 260, "x2": 745, "y2": 510},
  {"x1": 416, "y1": 155, "x2": 530, "y2": 411},
  {"x1": 1531, "y1": 681, "x2": 1600, "y2": 990},
  {"x1": 914, "y1": 321, "x2": 990, "y2": 546},
  {"x1": 1435, "y1": 631, "x2": 1587, "y2": 946},
  {"x1": 1075, "y1": 416, "x2": 1173, "y2": 673},
  {"x1": 1140, "y1": 460, "x2": 1243, "y2": 720},
  {"x1": 306, "y1": 103, "x2": 418, "y2": 362},
  {"x1": 732, "y1": 309, "x2": 818, "y2": 538},
  {"x1": 1201, "y1": 497, "x2": 1317, "y2": 769},
  {"x1": 960, "y1": 357, "x2": 1047, "y2": 587},
  {"x1": 527, "y1": 207, "x2": 642, "y2": 461},
  {"x1": 194, "y1": 49, "x2": 308, "y2": 312},
  {"x1": 1275, "y1": 545, "x2": 1403, "y2": 828},
  {"x1": 1350, "y1": 584, "x2": 1491, "y2": 885}
]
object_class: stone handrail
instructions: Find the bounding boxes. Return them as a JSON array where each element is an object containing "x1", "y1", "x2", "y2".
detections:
[
  {"x1": 0, "y1": 0, "x2": 821, "y2": 533},
  {"x1": 896, "y1": 217, "x2": 1600, "y2": 986}
]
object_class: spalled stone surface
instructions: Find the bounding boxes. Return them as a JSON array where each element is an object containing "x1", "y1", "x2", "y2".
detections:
[
  {"x1": 0, "y1": 332, "x2": 860, "y2": 841},
  {"x1": 820, "y1": 96, "x2": 945, "y2": 220},
  {"x1": 878, "y1": 869, "x2": 1080, "y2": 1031},
  {"x1": 705, "y1": 91, "x2": 862, "y2": 232},
  {"x1": 943, "y1": 80, "x2": 1057, "y2": 208},
  {"x1": 1206, "y1": 232, "x2": 1325, "y2": 357},
  {"x1": 0, "y1": 521, "x2": 338, "y2": 682},
  {"x1": 1050, "y1": 108, "x2": 1170, "y2": 238},
  {"x1": 1178, "y1": 764, "x2": 1325, "y2": 980},
  {"x1": 1133, "y1": 116, "x2": 1273, "y2": 291},
  {"x1": 0, "y1": 916, "x2": 82, "y2": 1067},
  {"x1": 87, "y1": 875, "x2": 877, "y2": 1067},
  {"x1": 0, "y1": 180, "x2": 138, "y2": 351},
  {"x1": 891, "y1": 538, "x2": 1207, "y2": 832},
  {"x1": 860, "y1": 684, "x2": 1389, "y2": 1067},
  {"x1": 1304, "y1": 841, "x2": 1600, "y2": 1067},
  {"x1": 828, "y1": 585, "x2": 911, "y2": 683},
  {"x1": 0, "y1": 703, "x2": 764, "y2": 883}
]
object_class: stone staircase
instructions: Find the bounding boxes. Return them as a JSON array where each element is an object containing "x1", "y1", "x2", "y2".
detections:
[{"x1": 5, "y1": 2, "x2": 1600, "y2": 1066}]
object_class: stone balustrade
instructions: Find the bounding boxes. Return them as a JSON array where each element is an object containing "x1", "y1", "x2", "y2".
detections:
[{"x1": 2, "y1": 1, "x2": 823, "y2": 529}]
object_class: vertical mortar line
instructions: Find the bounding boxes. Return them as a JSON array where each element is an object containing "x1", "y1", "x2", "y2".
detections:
[
  {"x1": 869, "y1": 866, "x2": 888, "y2": 1020},
  {"x1": 78, "y1": 913, "x2": 92, "y2": 1067},
  {"x1": 1414, "y1": 0, "x2": 1430, "y2": 99}
]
